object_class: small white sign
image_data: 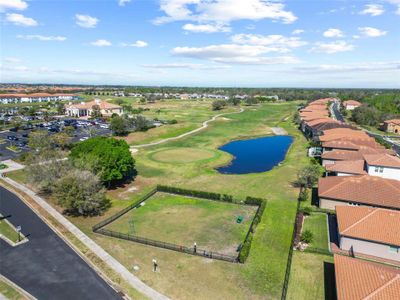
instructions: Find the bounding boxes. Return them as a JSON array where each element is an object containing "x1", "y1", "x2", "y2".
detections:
[{"x1": 16, "y1": 226, "x2": 21, "y2": 232}]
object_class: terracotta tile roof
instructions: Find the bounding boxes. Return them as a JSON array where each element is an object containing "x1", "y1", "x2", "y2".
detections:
[
  {"x1": 322, "y1": 147, "x2": 394, "y2": 161},
  {"x1": 322, "y1": 140, "x2": 385, "y2": 151},
  {"x1": 66, "y1": 100, "x2": 121, "y2": 110},
  {"x1": 334, "y1": 255, "x2": 400, "y2": 300},
  {"x1": 305, "y1": 118, "x2": 338, "y2": 127},
  {"x1": 318, "y1": 128, "x2": 370, "y2": 142},
  {"x1": 325, "y1": 160, "x2": 367, "y2": 175},
  {"x1": 336, "y1": 206, "x2": 400, "y2": 246},
  {"x1": 343, "y1": 100, "x2": 362, "y2": 107},
  {"x1": 318, "y1": 175, "x2": 400, "y2": 209},
  {"x1": 364, "y1": 153, "x2": 400, "y2": 169},
  {"x1": 383, "y1": 119, "x2": 400, "y2": 125},
  {"x1": 0, "y1": 93, "x2": 76, "y2": 98},
  {"x1": 384, "y1": 119, "x2": 400, "y2": 126}
]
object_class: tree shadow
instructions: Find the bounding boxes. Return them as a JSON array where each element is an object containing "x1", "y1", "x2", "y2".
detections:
[
  {"x1": 324, "y1": 262, "x2": 337, "y2": 300},
  {"x1": 311, "y1": 187, "x2": 319, "y2": 206}
]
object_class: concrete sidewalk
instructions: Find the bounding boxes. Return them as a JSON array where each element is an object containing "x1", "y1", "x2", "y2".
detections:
[{"x1": 1, "y1": 177, "x2": 169, "y2": 300}]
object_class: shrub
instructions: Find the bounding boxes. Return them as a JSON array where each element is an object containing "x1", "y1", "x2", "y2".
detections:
[
  {"x1": 298, "y1": 188, "x2": 309, "y2": 202},
  {"x1": 238, "y1": 233, "x2": 252, "y2": 263},
  {"x1": 300, "y1": 206, "x2": 312, "y2": 216},
  {"x1": 212, "y1": 100, "x2": 227, "y2": 111},
  {"x1": 157, "y1": 185, "x2": 221, "y2": 200},
  {"x1": 300, "y1": 230, "x2": 313, "y2": 244}
]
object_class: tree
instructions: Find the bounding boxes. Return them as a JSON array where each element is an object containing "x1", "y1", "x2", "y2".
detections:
[
  {"x1": 110, "y1": 115, "x2": 129, "y2": 136},
  {"x1": 245, "y1": 97, "x2": 259, "y2": 106},
  {"x1": 70, "y1": 137, "x2": 136, "y2": 185},
  {"x1": 212, "y1": 100, "x2": 226, "y2": 110},
  {"x1": 52, "y1": 132, "x2": 72, "y2": 150},
  {"x1": 91, "y1": 104, "x2": 102, "y2": 118},
  {"x1": 296, "y1": 164, "x2": 323, "y2": 188},
  {"x1": 132, "y1": 115, "x2": 148, "y2": 131},
  {"x1": 54, "y1": 169, "x2": 110, "y2": 216},
  {"x1": 298, "y1": 188, "x2": 309, "y2": 202},
  {"x1": 351, "y1": 105, "x2": 382, "y2": 127}
]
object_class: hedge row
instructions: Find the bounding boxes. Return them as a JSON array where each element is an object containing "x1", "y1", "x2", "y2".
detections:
[
  {"x1": 238, "y1": 197, "x2": 267, "y2": 263},
  {"x1": 157, "y1": 185, "x2": 234, "y2": 202}
]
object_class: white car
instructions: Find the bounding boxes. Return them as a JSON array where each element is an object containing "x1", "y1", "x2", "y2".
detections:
[
  {"x1": 79, "y1": 137, "x2": 89, "y2": 141},
  {"x1": 99, "y1": 124, "x2": 109, "y2": 129}
]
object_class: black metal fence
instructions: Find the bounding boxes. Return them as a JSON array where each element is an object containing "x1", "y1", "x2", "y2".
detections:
[
  {"x1": 281, "y1": 189, "x2": 301, "y2": 300},
  {"x1": 97, "y1": 228, "x2": 238, "y2": 263},
  {"x1": 92, "y1": 185, "x2": 266, "y2": 264}
]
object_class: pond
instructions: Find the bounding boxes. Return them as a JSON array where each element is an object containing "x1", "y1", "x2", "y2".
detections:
[{"x1": 216, "y1": 135, "x2": 294, "y2": 175}]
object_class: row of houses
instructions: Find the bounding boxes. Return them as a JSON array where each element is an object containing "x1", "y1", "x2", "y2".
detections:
[
  {"x1": 0, "y1": 93, "x2": 78, "y2": 104},
  {"x1": 299, "y1": 98, "x2": 400, "y2": 300}
]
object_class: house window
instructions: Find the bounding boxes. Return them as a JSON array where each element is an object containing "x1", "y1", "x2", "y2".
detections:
[
  {"x1": 389, "y1": 246, "x2": 399, "y2": 253},
  {"x1": 375, "y1": 167, "x2": 379, "y2": 172},
  {"x1": 379, "y1": 167, "x2": 384, "y2": 173}
]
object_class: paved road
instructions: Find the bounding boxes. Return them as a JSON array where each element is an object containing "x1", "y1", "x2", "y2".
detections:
[
  {"x1": 0, "y1": 186, "x2": 122, "y2": 300},
  {"x1": 330, "y1": 102, "x2": 345, "y2": 122}
]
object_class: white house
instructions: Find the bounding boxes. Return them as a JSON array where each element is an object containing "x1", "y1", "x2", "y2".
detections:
[
  {"x1": 364, "y1": 153, "x2": 400, "y2": 180},
  {"x1": 65, "y1": 99, "x2": 123, "y2": 118},
  {"x1": 0, "y1": 93, "x2": 77, "y2": 104},
  {"x1": 343, "y1": 100, "x2": 362, "y2": 111}
]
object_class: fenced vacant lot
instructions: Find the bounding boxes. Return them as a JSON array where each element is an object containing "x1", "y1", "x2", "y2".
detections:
[{"x1": 103, "y1": 192, "x2": 258, "y2": 258}]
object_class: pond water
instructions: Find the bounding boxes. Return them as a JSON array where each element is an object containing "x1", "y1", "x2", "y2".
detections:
[{"x1": 216, "y1": 135, "x2": 294, "y2": 175}]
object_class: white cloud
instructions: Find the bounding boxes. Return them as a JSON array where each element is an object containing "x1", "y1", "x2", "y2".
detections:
[
  {"x1": 0, "y1": 0, "x2": 27, "y2": 11},
  {"x1": 294, "y1": 61, "x2": 400, "y2": 73},
  {"x1": 384, "y1": 0, "x2": 400, "y2": 14},
  {"x1": 75, "y1": 14, "x2": 99, "y2": 28},
  {"x1": 310, "y1": 41, "x2": 354, "y2": 54},
  {"x1": 91, "y1": 39, "x2": 112, "y2": 47},
  {"x1": 3, "y1": 57, "x2": 22, "y2": 63},
  {"x1": 231, "y1": 34, "x2": 307, "y2": 52},
  {"x1": 358, "y1": 26, "x2": 387, "y2": 37},
  {"x1": 292, "y1": 29, "x2": 304, "y2": 35},
  {"x1": 118, "y1": 0, "x2": 131, "y2": 6},
  {"x1": 323, "y1": 28, "x2": 344, "y2": 38},
  {"x1": 155, "y1": 0, "x2": 297, "y2": 27},
  {"x1": 171, "y1": 44, "x2": 300, "y2": 65},
  {"x1": 6, "y1": 13, "x2": 37, "y2": 26},
  {"x1": 17, "y1": 34, "x2": 67, "y2": 41},
  {"x1": 182, "y1": 23, "x2": 231, "y2": 33},
  {"x1": 121, "y1": 40, "x2": 148, "y2": 47},
  {"x1": 360, "y1": 4, "x2": 385, "y2": 16},
  {"x1": 141, "y1": 63, "x2": 229, "y2": 70}
]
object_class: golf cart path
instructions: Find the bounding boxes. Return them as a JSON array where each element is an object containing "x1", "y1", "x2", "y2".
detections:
[{"x1": 132, "y1": 108, "x2": 244, "y2": 149}]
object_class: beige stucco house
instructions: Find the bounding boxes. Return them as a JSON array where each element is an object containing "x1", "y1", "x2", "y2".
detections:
[{"x1": 65, "y1": 99, "x2": 123, "y2": 118}]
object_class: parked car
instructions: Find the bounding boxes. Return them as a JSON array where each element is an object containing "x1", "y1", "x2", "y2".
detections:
[
  {"x1": 22, "y1": 133, "x2": 29, "y2": 138},
  {"x1": 9, "y1": 127, "x2": 18, "y2": 132},
  {"x1": 7, "y1": 135, "x2": 18, "y2": 141},
  {"x1": 79, "y1": 137, "x2": 89, "y2": 141},
  {"x1": 99, "y1": 124, "x2": 109, "y2": 129}
]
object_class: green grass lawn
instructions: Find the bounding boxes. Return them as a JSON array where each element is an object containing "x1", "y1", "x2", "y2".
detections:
[
  {"x1": 0, "y1": 219, "x2": 20, "y2": 243},
  {"x1": 105, "y1": 192, "x2": 257, "y2": 256},
  {"x1": 286, "y1": 252, "x2": 334, "y2": 300},
  {"x1": 7, "y1": 102, "x2": 310, "y2": 299},
  {"x1": 302, "y1": 213, "x2": 329, "y2": 250},
  {"x1": 0, "y1": 279, "x2": 27, "y2": 300}
]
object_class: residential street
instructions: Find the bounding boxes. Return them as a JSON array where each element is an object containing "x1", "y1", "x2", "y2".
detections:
[{"x1": 0, "y1": 186, "x2": 122, "y2": 300}]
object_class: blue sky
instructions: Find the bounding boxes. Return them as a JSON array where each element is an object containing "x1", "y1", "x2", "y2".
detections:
[{"x1": 1, "y1": 0, "x2": 399, "y2": 87}]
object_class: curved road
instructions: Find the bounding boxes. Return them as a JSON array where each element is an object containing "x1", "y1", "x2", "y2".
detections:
[
  {"x1": 132, "y1": 108, "x2": 244, "y2": 149},
  {"x1": 0, "y1": 186, "x2": 121, "y2": 300}
]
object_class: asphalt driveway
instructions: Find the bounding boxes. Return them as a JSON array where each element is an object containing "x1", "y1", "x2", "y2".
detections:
[{"x1": 0, "y1": 186, "x2": 122, "y2": 300}]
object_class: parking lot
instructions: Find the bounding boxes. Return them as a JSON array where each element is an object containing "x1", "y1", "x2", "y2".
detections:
[{"x1": 0, "y1": 119, "x2": 112, "y2": 161}]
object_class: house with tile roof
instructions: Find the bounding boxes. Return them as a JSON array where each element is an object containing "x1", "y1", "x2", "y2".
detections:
[
  {"x1": 321, "y1": 147, "x2": 394, "y2": 166},
  {"x1": 364, "y1": 153, "x2": 400, "y2": 180},
  {"x1": 318, "y1": 175, "x2": 400, "y2": 210},
  {"x1": 343, "y1": 100, "x2": 362, "y2": 111},
  {"x1": 325, "y1": 160, "x2": 367, "y2": 176},
  {"x1": 336, "y1": 206, "x2": 400, "y2": 261},
  {"x1": 334, "y1": 255, "x2": 400, "y2": 300},
  {"x1": 382, "y1": 119, "x2": 400, "y2": 134},
  {"x1": 65, "y1": 99, "x2": 123, "y2": 118}
]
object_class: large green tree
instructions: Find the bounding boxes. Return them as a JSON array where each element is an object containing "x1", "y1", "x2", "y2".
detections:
[{"x1": 70, "y1": 137, "x2": 136, "y2": 185}]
